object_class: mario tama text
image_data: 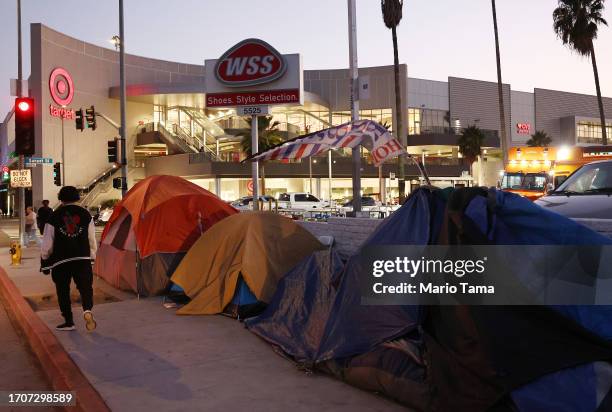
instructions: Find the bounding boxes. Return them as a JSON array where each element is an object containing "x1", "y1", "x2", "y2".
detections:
[
  {"x1": 372, "y1": 256, "x2": 494, "y2": 296},
  {"x1": 360, "y1": 245, "x2": 612, "y2": 306}
]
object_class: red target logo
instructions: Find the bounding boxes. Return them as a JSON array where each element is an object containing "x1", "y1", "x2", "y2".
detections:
[{"x1": 49, "y1": 68, "x2": 74, "y2": 106}]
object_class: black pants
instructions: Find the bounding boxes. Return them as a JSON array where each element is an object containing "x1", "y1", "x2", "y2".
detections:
[{"x1": 51, "y1": 260, "x2": 93, "y2": 323}]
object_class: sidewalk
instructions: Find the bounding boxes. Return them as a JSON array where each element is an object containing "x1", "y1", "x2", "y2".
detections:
[{"x1": 1, "y1": 243, "x2": 405, "y2": 412}]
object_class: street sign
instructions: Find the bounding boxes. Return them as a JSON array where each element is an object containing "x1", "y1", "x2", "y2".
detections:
[
  {"x1": 25, "y1": 157, "x2": 53, "y2": 165},
  {"x1": 10, "y1": 169, "x2": 32, "y2": 188},
  {"x1": 236, "y1": 106, "x2": 269, "y2": 116},
  {"x1": 25, "y1": 157, "x2": 53, "y2": 167}
]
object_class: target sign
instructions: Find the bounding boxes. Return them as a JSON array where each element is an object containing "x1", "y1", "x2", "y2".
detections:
[
  {"x1": 247, "y1": 180, "x2": 254, "y2": 193},
  {"x1": 49, "y1": 68, "x2": 74, "y2": 106}
]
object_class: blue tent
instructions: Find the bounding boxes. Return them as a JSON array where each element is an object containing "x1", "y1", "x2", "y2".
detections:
[{"x1": 247, "y1": 187, "x2": 612, "y2": 411}]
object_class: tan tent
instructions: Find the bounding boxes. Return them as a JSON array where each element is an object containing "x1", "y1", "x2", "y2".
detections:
[{"x1": 171, "y1": 211, "x2": 324, "y2": 315}]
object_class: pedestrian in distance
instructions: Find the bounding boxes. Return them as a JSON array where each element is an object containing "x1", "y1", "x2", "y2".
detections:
[
  {"x1": 40, "y1": 186, "x2": 98, "y2": 331},
  {"x1": 37, "y1": 199, "x2": 53, "y2": 235},
  {"x1": 25, "y1": 206, "x2": 37, "y2": 245}
]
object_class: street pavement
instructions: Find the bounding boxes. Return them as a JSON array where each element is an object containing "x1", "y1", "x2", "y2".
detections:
[
  {"x1": 0, "y1": 221, "x2": 406, "y2": 412},
  {"x1": 0, "y1": 298, "x2": 59, "y2": 412}
]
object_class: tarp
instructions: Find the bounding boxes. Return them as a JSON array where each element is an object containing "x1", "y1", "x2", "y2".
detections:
[
  {"x1": 171, "y1": 212, "x2": 324, "y2": 315},
  {"x1": 246, "y1": 248, "x2": 344, "y2": 362},
  {"x1": 94, "y1": 175, "x2": 237, "y2": 295}
]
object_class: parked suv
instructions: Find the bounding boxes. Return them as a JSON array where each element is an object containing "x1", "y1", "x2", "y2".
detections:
[
  {"x1": 231, "y1": 195, "x2": 276, "y2": 210},
  {"x1": 277, "y1": 193, "x2": 329, "y2": 210},
  {"x1": 535, "y1": 160, "x2": 612, "y2": 219}
]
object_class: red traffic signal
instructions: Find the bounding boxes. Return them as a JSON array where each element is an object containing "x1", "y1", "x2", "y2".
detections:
[
  {"x1": 14, "y1": 97, "x2": 35, "y2": 155},
  {"x1": 17, "y1": 100, "x2": 31, "y2": 112}
]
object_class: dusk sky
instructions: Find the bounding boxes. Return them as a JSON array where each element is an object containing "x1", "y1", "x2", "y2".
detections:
[{"x1": 1, "y1": 0, "x2": 611, "y2": 118}]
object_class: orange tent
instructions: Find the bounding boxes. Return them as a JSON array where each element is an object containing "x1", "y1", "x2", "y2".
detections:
[{"x1": 94, "y1": 175, "x2": 237, "y2": 296}]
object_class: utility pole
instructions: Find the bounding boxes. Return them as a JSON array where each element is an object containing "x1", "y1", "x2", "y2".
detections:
[
  {"x1": 17, "y1": 0, "x2": 25, "y2": 245},
  {"x1": 118, "y1": 0, "x2": 128, "y2": 197},
  {"x1": 347, "y1": 0, "x2": 361, "y2": 213}
]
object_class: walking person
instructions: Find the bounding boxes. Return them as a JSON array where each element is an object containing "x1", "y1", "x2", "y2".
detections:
[
  {"x1": 25, "y1": 206, "x2": 37, "y2": 245},
  {"x1": 37, "y1": 200, "x2": 53, "y2": 235},
  {"x1": 41, "y1": 186, "x2": 97, "y2": 331}
]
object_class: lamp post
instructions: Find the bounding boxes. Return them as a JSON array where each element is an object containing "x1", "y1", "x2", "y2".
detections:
[
  {"x1": 347, "y1": 0, "x2": 361, "y2": 213},
  {"x1": 118, "y1": 0, "x2": 128, "y2": 197}
]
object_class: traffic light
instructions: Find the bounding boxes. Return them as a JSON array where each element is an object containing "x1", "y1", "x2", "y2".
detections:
[
  {"x1": 112, "y1": 177, "x2": 124, "y2": 189},
  {"x1": 107, "y1": 139, "x2": 118, "y2": 163},
  {"x1": 14, "y1": 97, "x2": 35, "y2": 155},
  {"x1": 85, "y1": 106, "x2": 96, "y2": 130},
  {"x1": 53, "y1": 162, "x2": 62, "y2": 186},
  {"x1": 75, "y1": 108, "x2": 85, "y2": 131}
]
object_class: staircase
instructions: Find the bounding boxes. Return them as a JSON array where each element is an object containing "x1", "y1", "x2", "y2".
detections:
[
  {"x1": 179, "y1": 107, "x2": 226, "y2": 145},
  {"x1": 139, "y1": 122, "x2": 220, "y2": 160},
  {"x1": 78, "y1": 164, "x2": 121, "y2": 208}
]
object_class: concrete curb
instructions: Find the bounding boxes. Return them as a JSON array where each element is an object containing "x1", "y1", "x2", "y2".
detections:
[{"x1": 0, "y1": 266, "x2": 110, "y2": 412}]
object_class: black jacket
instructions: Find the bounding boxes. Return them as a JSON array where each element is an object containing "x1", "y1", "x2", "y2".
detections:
[{"x1": 41, "y1": 204, "x2": 97, "y2": 270}]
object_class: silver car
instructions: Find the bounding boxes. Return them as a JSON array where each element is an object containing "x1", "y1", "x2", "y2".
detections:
[{"x1": 535, "y1": 160, "x2": 612, "y2": 219}]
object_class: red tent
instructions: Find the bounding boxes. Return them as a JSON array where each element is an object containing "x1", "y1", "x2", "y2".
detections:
[{"x1": 94, "y1": 175, "x2": 237, "y2": 296}]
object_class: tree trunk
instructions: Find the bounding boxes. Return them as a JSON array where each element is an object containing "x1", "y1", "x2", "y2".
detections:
[
  {"x1": 491, "y1": 0, "x2": 508, "y2": 164},
  {"x1": 392, "y1": 25, "x2": 406, "y2": 202},
  {"x1": 591, "y1": 42, "x2": 608, "y2": 146}
]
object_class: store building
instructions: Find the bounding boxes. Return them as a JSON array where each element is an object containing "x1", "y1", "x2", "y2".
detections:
[{"x1": 2, "y1": 24, "x2": 612, "y2": 209}]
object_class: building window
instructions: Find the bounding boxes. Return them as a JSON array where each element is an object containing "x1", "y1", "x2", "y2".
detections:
[
  {"x1": 408, "y1": 108, "x2": 449, "y2": 135},
  {"x1": 153, "y1": 105, "x2": 166, "y2": 125},
  {"x1": 576, "y1": 121, "x2": 612, "y2": 144}
]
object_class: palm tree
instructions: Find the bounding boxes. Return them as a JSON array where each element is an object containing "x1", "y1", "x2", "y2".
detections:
[
  {"x1": 381, "y1": 0, "x2": 406, "y2": 202},
  {"x1": 527, "y1": 130, "x2": 553, "y2": 147},
  {"x1": 553, "y1": 0, "x2": 608, "y2": 145},
  {"x1": 237, "y1": 116, "x2": 285, "y2": 195},
  {"x1": 458, "y1": 126, "x2": 486, "y2": 180},
  {"x1": 491, "y1": 0, "x2": 509, "y2": 165}
]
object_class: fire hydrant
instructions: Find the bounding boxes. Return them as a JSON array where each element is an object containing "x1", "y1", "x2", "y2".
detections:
[{"x1": 9, "y1": 242, "x2": 22, "y2": 266}]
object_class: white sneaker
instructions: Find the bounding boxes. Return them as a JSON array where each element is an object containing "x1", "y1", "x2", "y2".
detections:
[{"x1": 83, "y1": 310, "x2": 97, "y2": 331}]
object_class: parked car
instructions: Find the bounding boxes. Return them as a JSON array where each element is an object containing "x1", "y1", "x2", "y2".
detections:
[
  {"x1": 277, "y1": 193, "x2": 329, "y2": 210},
  {"x1": 339, "y1": 196, "x2": 399, "y2": 216},
  {"x1": 535, "y1": 160, "x2": 612, "y2": 219},
  {"x1": 339, "y1": 196, "x2": 379, "y2": 211},
  {"x1": 95, "y1": 207, "x2": 114, "y2": 226},
  {"x1": 231, "y1": 195, "x2": 276, "y2": 210}
]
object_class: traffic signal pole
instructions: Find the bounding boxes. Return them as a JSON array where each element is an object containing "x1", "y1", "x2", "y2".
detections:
[
  {"x1": 61, "y1": 116, "x2": 65, "y2": 185},
  {"x1": 16, "y1": 0, "x2": 25, "y2": 245},
  {"x1": 118, "y1": 0, "x2": 128, "y2": 197}
]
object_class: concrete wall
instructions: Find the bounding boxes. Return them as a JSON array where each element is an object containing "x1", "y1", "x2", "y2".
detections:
[
  {"x1": 510, "y1": 90, "x2": 535, "y2": 146},
  {"x1": 299, "y1": 217, "x2": 382, "y2": 258},
  {"x1": 304, "y1": 65, "x2": 408, "y2": 144},
  {"x1": 407, "y1": 78, "x2": 449, "y2": 111},
  {"x1": 449, "y1": 77, "x2": 511, "y2": 145},
  {"x1": 29, "y1": 24, "x2": 205, "y2": 205},
  {"x1": 299, "y1": 216, "x2": 612, "y2": 259},
  {"x1": 534, "y1": 88, "x2": 612, "y2": 144}
]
